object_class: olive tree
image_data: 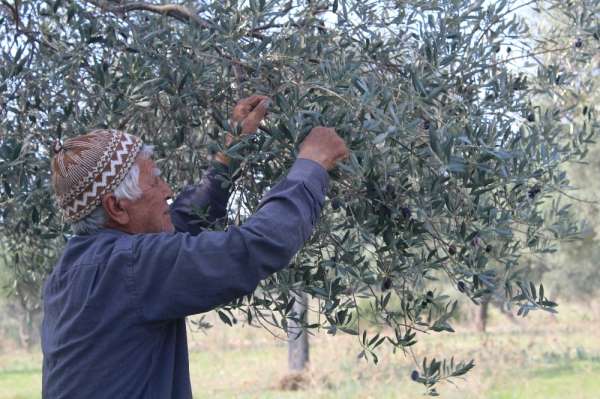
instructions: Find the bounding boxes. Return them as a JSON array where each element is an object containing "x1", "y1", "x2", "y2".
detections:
[{"x1": 1, "y1": 0, "x2": 598, "y2": 393}]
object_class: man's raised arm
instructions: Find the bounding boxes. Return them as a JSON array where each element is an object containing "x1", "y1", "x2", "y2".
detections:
[
  {"x1": 130, "y1": 127, "x2": 349, "y2": 321},
  {"x1": 170, "y1": 95, "x2": 271, "y2": 234},
  {"x1": 169, "y1": 161, "x2": 232, "y2": 234}
]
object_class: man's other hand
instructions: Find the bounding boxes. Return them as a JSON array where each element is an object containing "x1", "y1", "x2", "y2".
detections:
[
  {"x1": 216, "y1": 95, "x2": 271, "y2": 166},
  {"x1": 298, "y1": 127, "x2": 349, "y2": 171},
  {"x1": 232, "y1": 95, "x2": 271, "y2": 137}
]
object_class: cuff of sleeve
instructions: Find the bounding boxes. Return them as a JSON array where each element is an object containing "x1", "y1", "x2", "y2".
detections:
[
  {"x1": 209, "y1": 160, "x2": 231, "y2": 177},
  {"x1": 287, "y1": 158, "x2": 330, "y2": 199},
  {"x1": 204, "y1": 164, "x2": 232, "y2": 200}
]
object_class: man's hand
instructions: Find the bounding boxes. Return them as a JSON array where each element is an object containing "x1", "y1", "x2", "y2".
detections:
[
  {"x1": 298, "y1": 127, "x2": 349, "y2": 171},
  {"x1": 216, "y1": 95, "x2": 271, "y2": 166},
  {"x1": 232, "y1": 95, "x2": 271, "y2": 136}
]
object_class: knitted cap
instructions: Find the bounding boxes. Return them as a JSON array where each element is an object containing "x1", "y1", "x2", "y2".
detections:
[{"x1": 51, "y1": 129, "x2": 142, "y2": 223}]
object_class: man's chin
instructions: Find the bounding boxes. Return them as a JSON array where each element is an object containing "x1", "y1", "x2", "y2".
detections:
[{"x1": 161, "y1": 218, "x2": 175, "y2": 233}]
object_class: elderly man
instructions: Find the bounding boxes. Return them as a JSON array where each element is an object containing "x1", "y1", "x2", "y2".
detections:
[{"x1": 42, "y1": 95, "x2": 349, "y2": 398}]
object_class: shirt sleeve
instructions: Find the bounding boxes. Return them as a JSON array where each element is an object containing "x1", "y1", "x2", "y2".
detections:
[
  {"x1": 129, "y1": 158, "x2": 330, "y2": 321},
  {"x1": 169, "y1": 161, "x2": 232, "y2": 235}
]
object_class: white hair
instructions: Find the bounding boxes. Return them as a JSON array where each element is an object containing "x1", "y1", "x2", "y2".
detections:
[{"x1": 71, "y1": 145, "x2": 154, "y2": 235}]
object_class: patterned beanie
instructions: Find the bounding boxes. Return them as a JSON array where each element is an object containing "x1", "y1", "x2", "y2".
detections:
[{"x1": 51, "y1": 129, "x2": 142, "y2": 223}]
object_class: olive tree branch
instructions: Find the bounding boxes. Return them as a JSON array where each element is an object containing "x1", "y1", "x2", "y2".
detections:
[{"x1": 92, "y1": 1, "x2": 257, "y2": 85}]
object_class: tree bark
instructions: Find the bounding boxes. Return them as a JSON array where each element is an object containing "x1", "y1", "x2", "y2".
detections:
[{"x1": 287, "y1": 291, "x2": 309, "y2": 372}]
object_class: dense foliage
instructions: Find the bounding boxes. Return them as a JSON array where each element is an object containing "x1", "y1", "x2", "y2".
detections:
[{"x1": 1, "y1": 0, "x2": 598, "y2": 392}]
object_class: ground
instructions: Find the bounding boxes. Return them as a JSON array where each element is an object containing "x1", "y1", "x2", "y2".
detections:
[{"x1": 1, "y1": 302, "x2": 599, "y2": 399}]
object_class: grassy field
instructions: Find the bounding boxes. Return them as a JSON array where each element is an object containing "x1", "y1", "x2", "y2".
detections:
[{"x1": 1, "y1": 302, "x2": 599, "y2": 399}]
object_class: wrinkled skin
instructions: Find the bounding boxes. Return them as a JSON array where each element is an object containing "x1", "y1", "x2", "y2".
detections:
[{"x1": 103, "y1": 157, "x2": 175, "y2": 234}]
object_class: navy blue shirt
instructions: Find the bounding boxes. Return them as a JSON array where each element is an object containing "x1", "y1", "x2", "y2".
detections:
[{"x1": 41, "y1": 158, "x2": 329, "y2": 398}]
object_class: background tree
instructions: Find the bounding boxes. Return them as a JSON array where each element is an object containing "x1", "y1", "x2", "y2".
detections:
[
  {"x1": 1, "y1": 0, "x2": 598, "y2": 394},
  {"x1": 287, "y1": 292, "x2": 309, "y2": 372},
  {"x1": 524, "y1": 0, "x2": 600, "y2": 301}
]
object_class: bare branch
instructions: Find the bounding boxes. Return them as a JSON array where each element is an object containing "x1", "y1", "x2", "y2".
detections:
[
  {"x1": 86, "y1": 0, "x2": 210, "y2": 29},
  {"x1": 85, "y1": 1, "x2": 273, "y2": 39}
]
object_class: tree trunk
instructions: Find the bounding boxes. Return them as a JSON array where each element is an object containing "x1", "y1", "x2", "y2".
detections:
[
  {"x1": 475, "y1": 297, "x2": 489, "y2": 333},
  {"x1": 287, "y1": 291, "x2": 309, "y2": 372},
  {"x1": 17, "y1": 304, "x2": 39, "y2": 349}
]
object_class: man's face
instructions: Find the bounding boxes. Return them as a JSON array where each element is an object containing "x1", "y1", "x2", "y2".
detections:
[{"x1": 121, "y1": 157, "x2": 175, "y2": 234}]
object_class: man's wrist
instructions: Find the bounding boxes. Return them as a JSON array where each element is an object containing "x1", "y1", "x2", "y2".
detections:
[
  {"x1": 214, "y1": 152, "x2": 230, "y2": 166},
  {"x1": 297, "y1": 154, "x2": 329, "y2": 171},
  {"x1": 213, "y1": 131, "x2": 239, "y2": 167},
  {"x1": 288, "y1": 158, "x2": 330, "y2": 201}
]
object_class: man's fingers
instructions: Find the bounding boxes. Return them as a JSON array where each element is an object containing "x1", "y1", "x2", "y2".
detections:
[
  {"x1": 240, "y1": 99, "x2": 271, "y2": 134},
  {"x1": 246, "y1": 98, "x2": 271, "y2": 122},
  {"x1": 233, "y1": 95, "x2": 269, "y2": 123},
  {"x1": 240, "y1": 95, "x2": 269, "y2": 109},
  {"x1": 338, "y1": 147, "x2": 350, "y2": 161}
]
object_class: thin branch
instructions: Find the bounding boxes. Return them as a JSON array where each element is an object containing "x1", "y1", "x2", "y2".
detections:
[
  {"x1": 2, "y1": 0, "x2": 60, "y2": 53},
  {"x1": 548, "y1": 184, "x2": 599, "y2": 205},
  {"x1": 498, "y1": 45, "x2": 573, "y2": 66},
  {"x1": 0, "y1": 0, "x2": 19, "y2": 29}
]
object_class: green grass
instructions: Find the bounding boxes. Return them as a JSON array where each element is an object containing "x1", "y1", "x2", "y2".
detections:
[
  {"x1": 489, "y1": 361, "x2": 600, "y2": 399},
  {"x1": 3, "y1": 356, "x2": 593, "y2": 399},
  {"x1": 1, "y1": 303, "x2": 600, "y2": 399},
  {"x1": 0, "y1": 352, "x2": 41, "y2": 399}
]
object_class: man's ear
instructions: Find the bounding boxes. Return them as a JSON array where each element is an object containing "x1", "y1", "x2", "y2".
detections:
[{"x1": 102, "y1": 193, "x2": 130, "y2": 226}]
